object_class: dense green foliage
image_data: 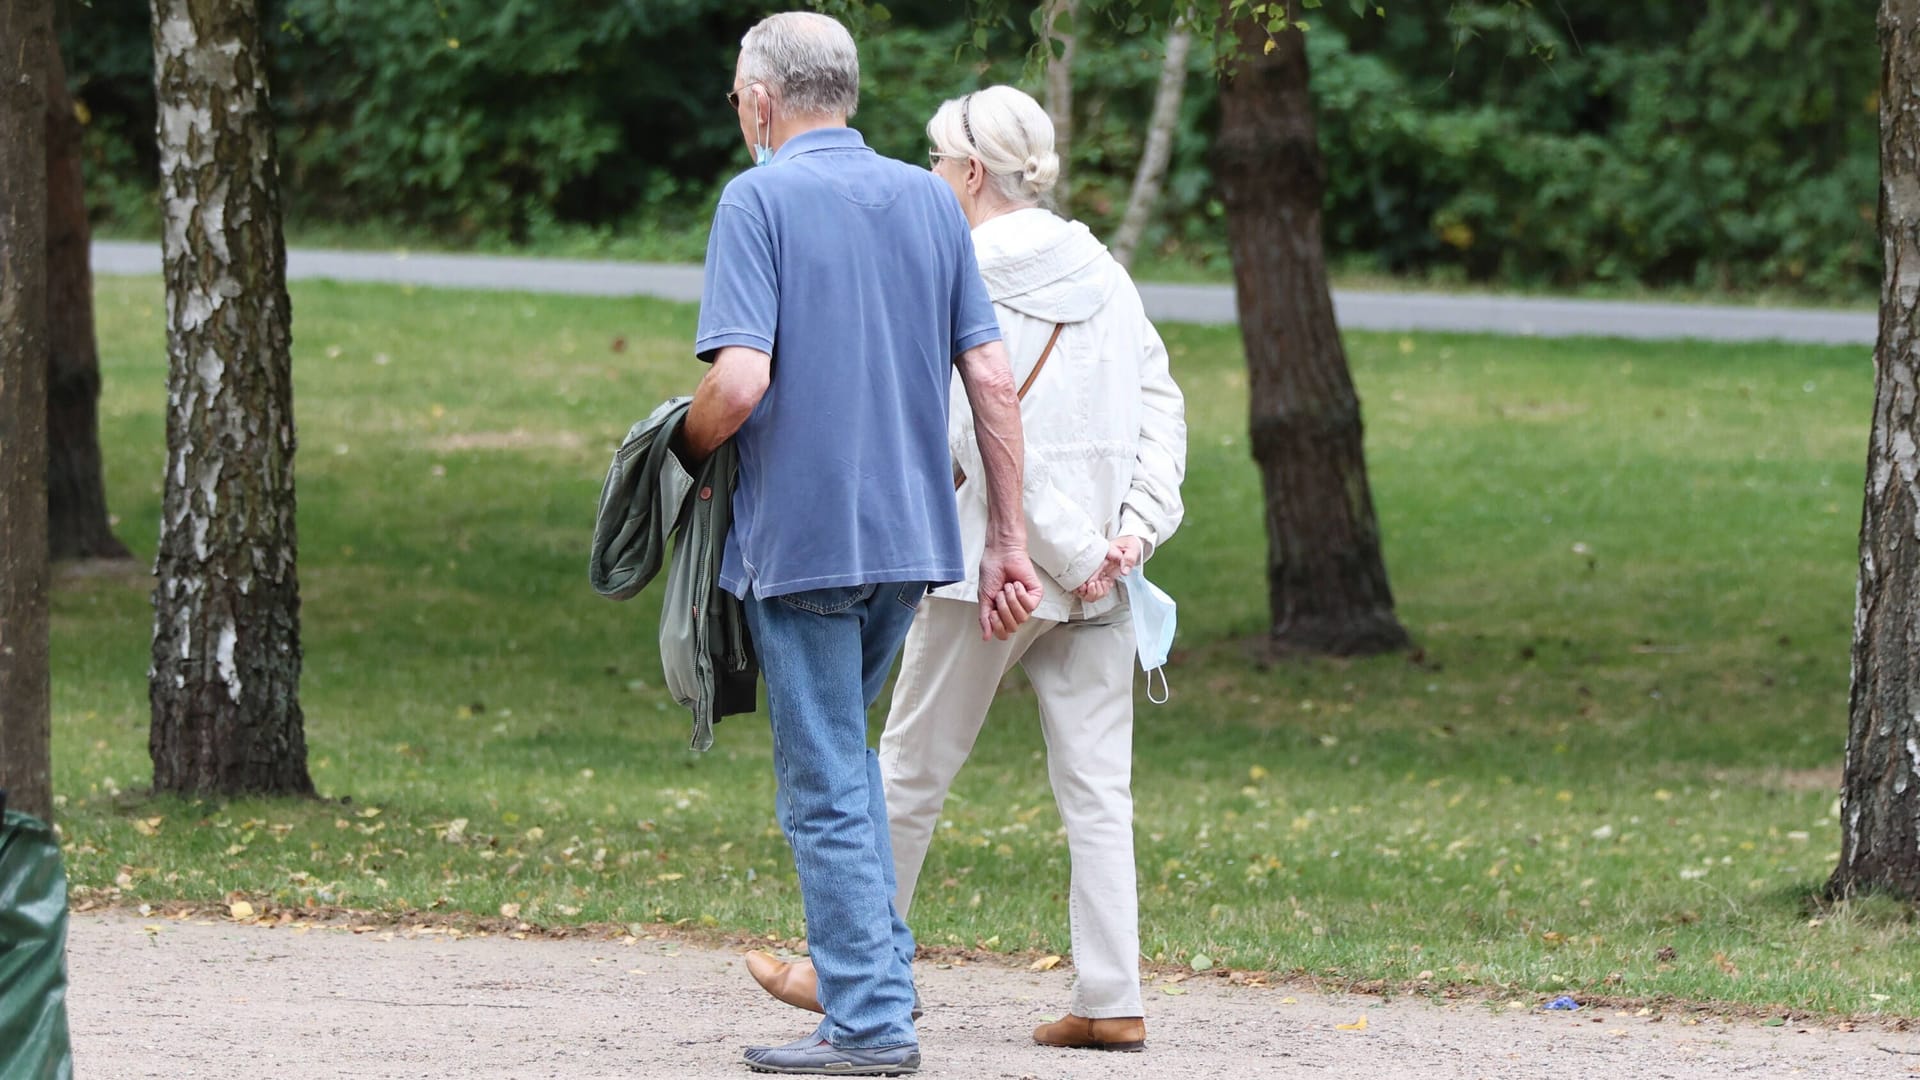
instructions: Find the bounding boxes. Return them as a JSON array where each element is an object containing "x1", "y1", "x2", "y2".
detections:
[
  {"x1": 1311, "y1": 3, "x2": 1879, "y2": 295},
  {"x1": 65, "y1": 1, "x2": 1876, "y2": 294},
  {"x1": 62, "y1": 275, "x2": 1914, "y2": 1010}
]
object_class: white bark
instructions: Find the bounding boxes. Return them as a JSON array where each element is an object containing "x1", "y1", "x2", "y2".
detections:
[
  {"x1": 1112, "y1": 14, "x2": 1194, "y2": 270},
  {"x1": 147, "y1": 0, "x2": 311, "y2": 796},
  {"x1": 1832, "y1": 0, "x2": 1920, "y2": 899},
  {"x1": 1043, "y1": 0, "x2": 1078, "y2": 214}
]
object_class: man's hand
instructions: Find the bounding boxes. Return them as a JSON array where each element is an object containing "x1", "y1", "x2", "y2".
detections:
[
  {"x1": 1072, "y1": 535, "x2": 1146, "y2": 601},
  {"x1": 978, "y1": 545, "x2": 1044, "y2": 641}
]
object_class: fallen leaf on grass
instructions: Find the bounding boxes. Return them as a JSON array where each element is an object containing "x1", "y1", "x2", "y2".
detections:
[
  {"x1": 1336, "y1": 1016, "x2": 1368, "y2": 1032},
  {"x1": 1030, "y1": 955, "x2": 1062, "y2": 971},
  {"x1": 499, "y1": 903, "x2": 522, "y2": 919},
  {"x1": 227, "y1": 901, "x2": 255, "y2": 921}
]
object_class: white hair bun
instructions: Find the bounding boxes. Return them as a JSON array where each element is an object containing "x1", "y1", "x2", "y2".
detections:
[{"x1": 1023, "y1": 151, "x2": 1061, "y2": 194}]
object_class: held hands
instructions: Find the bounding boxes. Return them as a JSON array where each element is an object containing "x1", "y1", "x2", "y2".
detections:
[
  {"x1": 1072, "y1": 536, "x2": 1146, "y2": 602},
  {"x1": 978, "y1": 545, "x2": 1044, "y2": 641}
]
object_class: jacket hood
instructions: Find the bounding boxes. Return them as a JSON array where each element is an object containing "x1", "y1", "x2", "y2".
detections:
[{"x1": 972, "y1": 207, "x2": 1118, "y2": 323}]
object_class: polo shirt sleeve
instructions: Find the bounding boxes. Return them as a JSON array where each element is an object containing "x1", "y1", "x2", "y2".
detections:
[
  {"x1": 946, "y1": 207, "x2": 1002, "y2": 360},
  {"x1": 694, "y1": 197, "x2": 778, "y2": 363}
]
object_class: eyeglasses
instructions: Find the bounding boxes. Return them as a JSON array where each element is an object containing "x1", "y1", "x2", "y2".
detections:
[
  {"x1": 726, "y1": 81, "x2": 765, "y2": 110},
  {"x1": 930, "y1": 91, "x2": 980, "y2": 170}
]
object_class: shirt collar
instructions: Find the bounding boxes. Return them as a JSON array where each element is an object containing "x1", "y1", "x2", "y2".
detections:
[{"x1": 771, "y1": 126, "x2": 869, "y2": 164}]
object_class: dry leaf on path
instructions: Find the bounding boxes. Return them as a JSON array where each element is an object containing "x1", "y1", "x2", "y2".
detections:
[
  {"x1": 1336, "y1": 1016, "x2": 1368, "y2": 1032},
  {"x1": 1030, "y1": 955, "x2": 1062, "y2": 971}
]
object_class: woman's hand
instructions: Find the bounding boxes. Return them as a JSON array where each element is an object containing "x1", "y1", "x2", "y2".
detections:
[
  {"x1": 1073, "y1": 535, "x2": 1147, "y2": 600},
  {"x1": 1074, "y1": 574, "x2": 1113, "y2": 602},
  {"x1": 1107, "y1": 536, "x2": 1145, "y2": 577}
]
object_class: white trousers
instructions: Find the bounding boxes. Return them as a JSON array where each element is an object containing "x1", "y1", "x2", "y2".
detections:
[{"x1": 878, "y1": 596, "x2": 1143, "y2": 1017}]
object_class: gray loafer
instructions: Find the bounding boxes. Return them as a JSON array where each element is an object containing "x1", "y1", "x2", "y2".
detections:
[{"x1": 742, "y1": 1036, "x2": 920, "y2": 1076}]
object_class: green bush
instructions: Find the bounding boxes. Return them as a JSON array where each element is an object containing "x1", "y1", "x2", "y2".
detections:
[
  {"x1": 1309, "y1": 1, "x2": 1877, "y2": 293},
  {"x1": 63, "y1": 1, "x2": 1877, "y2": 296}
]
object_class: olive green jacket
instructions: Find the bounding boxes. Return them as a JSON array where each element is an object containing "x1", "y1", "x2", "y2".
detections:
[{"x1": 590, "y1": 397, "x2": 756, "y2": 750}]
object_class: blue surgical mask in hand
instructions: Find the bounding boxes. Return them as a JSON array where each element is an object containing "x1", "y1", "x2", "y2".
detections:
[{"x1": 1124, "y1": 565, "x2": 1176, "y2": 704}]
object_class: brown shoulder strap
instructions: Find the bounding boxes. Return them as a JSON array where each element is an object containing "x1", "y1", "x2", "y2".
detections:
[
  {"x1": 955, "y1": 323, "x2": 1066, "y2": 492},
  {"x1": 1016, "y1": 323, "x2": 1065, "y2": 401}
]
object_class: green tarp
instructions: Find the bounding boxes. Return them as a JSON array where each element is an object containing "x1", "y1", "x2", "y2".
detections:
[{"x1": 0, "y1": 808, "x2": 73, "y2": 1080}]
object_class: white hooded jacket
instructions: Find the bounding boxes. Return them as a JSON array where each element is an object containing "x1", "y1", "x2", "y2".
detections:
[{"x1": 935, "y1": 207, "x2": 1187, "y2": 622}]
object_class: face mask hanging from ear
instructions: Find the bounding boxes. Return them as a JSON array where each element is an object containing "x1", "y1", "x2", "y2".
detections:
[
  {"x1": 1124, "y1": 565, "x2": 1176, "y2": 704},
  {"x1": 753, "y1": 101, "x2": 773, "y2": 167}
]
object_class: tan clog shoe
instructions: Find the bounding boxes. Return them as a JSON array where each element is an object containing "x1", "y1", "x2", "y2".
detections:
[
  {"x1": 1032, "y1": 1014, "x2": 1147, "y2": 1052},
  {"x1": 745, "y1": 950, "x2": 823, "y2": 1014}
]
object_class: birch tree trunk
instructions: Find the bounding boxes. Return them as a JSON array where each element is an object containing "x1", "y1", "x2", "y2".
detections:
[
  {"x1": 46, "y1": 34, "x2": 129, "y2": 563},
  {"x1": 148, "y1": 0, "x2": 312, "y2": 796},
  {"x1": 1111, "y1": 16, "x2": 1192, "y2": 271},
  {"x1": 1, "y1": 0, "x2": 57, "y2": 823},
  {"x1": 1831, "y1": 0, "x2": 1920, "y2": 901},
  {"x1": 1213, "y1": 10, "x2": 1409, "y2": 656},
  {"x1": 1042, "y1": 0, "x2": 1077, "y2": 214}
]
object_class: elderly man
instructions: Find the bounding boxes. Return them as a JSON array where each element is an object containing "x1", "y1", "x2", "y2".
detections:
[{"x1": 679, "y1": 11, "x2": 1043, "y2": 1077}]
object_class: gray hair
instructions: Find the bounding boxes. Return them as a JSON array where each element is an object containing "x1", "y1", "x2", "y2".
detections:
[
  {"x1": 927, "y1": 85, "x2": 1059, "y2": 206},
  {"x1": 739, "y1": 12, "x2": 861, "y2": 118}
]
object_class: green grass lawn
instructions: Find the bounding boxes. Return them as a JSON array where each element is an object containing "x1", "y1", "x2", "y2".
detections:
[{"x1": 58, "y1": 274, "x2": 1908, "y2": 1015}]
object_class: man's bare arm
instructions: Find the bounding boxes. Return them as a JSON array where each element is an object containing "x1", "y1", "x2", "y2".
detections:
[
  {"x1": 683, "y1": 346, "x2": 772, "y2": 462},
  {"x1": 956, "y1": 339, "x2": 1043, "y2": 639}
]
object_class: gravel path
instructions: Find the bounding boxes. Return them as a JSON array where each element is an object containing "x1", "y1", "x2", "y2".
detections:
[
  {"x1": 91, "y1": 241, "x2": 1876, "y2": 344},
  {"x1": 65, "y1": 913, "x2": 1919, "y2": 1079}
]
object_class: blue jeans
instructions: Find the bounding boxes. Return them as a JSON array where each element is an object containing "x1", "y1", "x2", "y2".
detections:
[{"x1": 745, "y1": 581, "x2": 926, "y2": 1049}]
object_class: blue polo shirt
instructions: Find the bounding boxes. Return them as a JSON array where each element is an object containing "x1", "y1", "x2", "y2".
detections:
[{"x1": 695, "y1": 127, "x2": 1002, "y2": 600}]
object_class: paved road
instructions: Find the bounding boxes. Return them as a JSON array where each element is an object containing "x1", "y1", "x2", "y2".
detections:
[
  {"x1": 66, "y1": 913, "x2": 1918, "y2": 1080},
  {"x1": 93, "y1": 241, "x2": 1876, "y2": 346}
]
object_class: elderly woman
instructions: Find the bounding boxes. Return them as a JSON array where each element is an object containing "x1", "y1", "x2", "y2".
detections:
[{"x1": 748, "y1": 84, "x2": 1186, "y2": 1052}]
